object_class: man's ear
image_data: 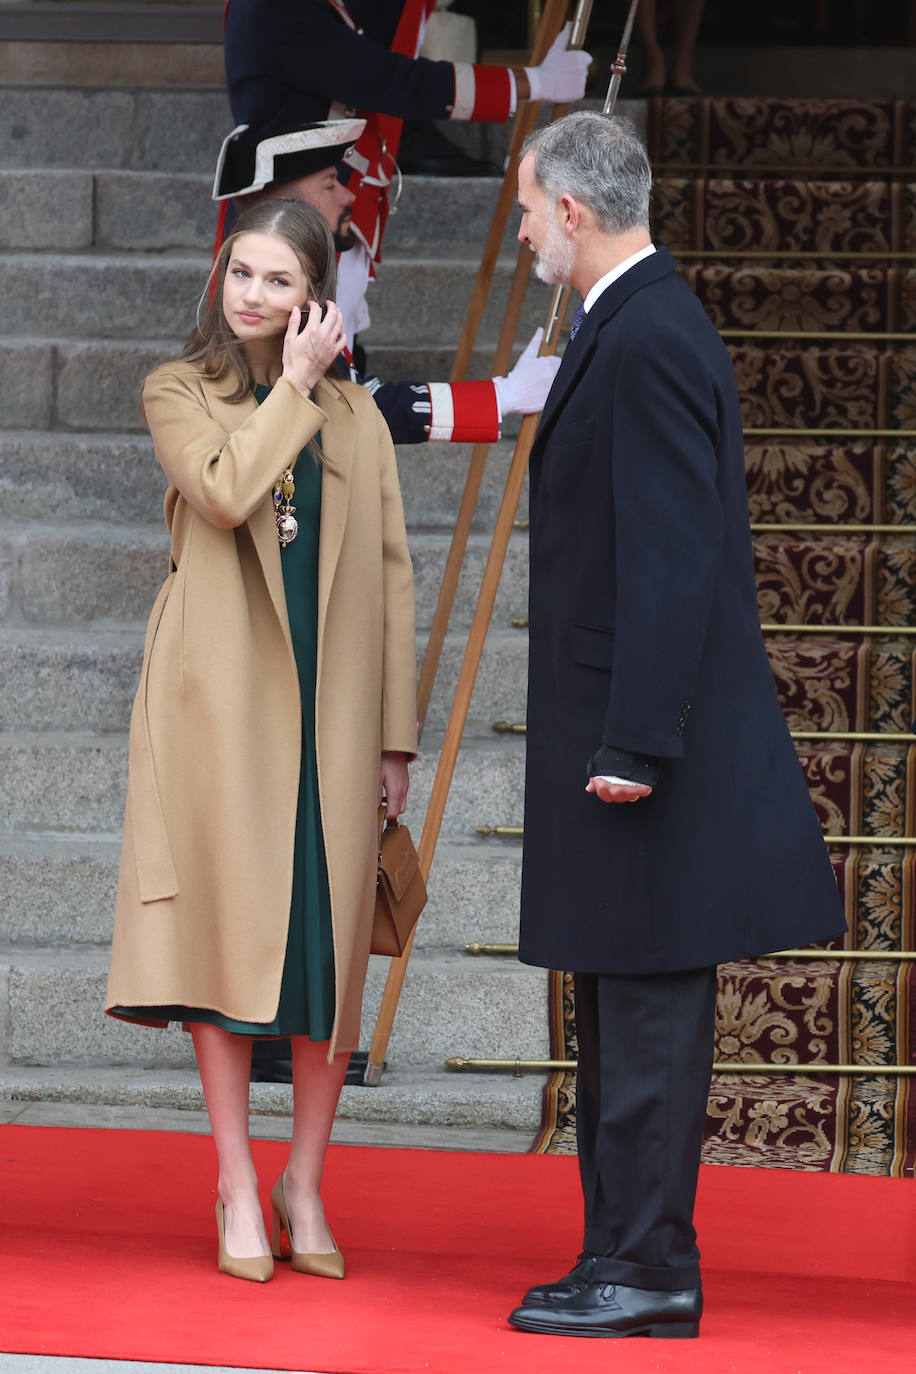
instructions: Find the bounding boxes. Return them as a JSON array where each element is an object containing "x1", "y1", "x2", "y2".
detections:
[{"x1": 557, "y1": 193, "x2": 581, "y2": 238}]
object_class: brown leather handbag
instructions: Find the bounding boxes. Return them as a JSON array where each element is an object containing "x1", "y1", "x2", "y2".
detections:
[{"x1": 371, "y1": 805, "x2": 428, "y2": 957}]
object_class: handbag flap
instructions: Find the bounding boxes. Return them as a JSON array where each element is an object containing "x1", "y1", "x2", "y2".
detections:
[{"x1": 379, "y1": 821, "x2": 421, "y2": 901}]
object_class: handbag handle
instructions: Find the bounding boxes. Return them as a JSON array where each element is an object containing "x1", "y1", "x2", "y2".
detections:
[{"x1": 377, "y1": 803, "x2": 399, "y2": 852}]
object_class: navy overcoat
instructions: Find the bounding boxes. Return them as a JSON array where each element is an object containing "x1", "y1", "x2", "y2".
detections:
[{"x1": 518, "y1": 248, "x2": 845, "y2": 974}]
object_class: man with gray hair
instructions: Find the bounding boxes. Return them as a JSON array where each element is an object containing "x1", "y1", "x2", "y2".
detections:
[{"x1": 509, "y1": 113, "x2": 843, "y2": 1339}]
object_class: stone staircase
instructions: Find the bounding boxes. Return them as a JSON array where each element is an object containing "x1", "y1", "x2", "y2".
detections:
[{"x1": 0, "y1": 79, "x2": 575, "y2": 1136}]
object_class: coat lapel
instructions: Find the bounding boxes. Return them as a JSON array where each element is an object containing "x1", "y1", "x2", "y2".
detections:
[
  {"x1": 532, "y1": 248, "x2": 678, "y2": 460},
  {"x1": 313, "y1": 378, "x2": 355, "y2": 650},
  {"x1": 200, "y1": 376, "x2": 355, "y2": 656},
  {"x1": 203, "y1": 385, "x2": 294, "y2": 647}
]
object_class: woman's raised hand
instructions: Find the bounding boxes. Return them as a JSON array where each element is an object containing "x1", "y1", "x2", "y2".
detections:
[{"x1": 282, "y1": 300, "x2": 348, "y2": 397}]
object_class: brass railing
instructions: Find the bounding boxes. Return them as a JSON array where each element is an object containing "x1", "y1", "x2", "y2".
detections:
[
  {"x1": 672, "y1": 250, "x2": 916, "y2": 260},
  {"x1": 508, "y1": 617, "x2": 916, "y2": 634},
  {"x1": 446, "y1": 1057, "x2": 916, "y2": 1076},
  {"x1": 474, "y1": 825, "x2": 916, "y2": 845},
  {"x1": 491, "y1": 722, "x2": 916, "y2": 742},
  {"x1": 465, "y1": 943, "x2": 916, "y2": 961}
]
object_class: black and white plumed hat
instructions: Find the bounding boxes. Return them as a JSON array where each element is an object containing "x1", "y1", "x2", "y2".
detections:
[{"x1": 212, "y1": 119, "x2": 366, "y2": 201}]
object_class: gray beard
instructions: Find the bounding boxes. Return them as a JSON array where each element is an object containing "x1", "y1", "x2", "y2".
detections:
[{"x1": 534, "y1": 222, "x2": 576, "y2": 286}]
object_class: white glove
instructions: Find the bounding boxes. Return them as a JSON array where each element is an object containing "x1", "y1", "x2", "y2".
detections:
[
  {"x1": 492, "y1": 328, "x2": 562, "y2": 417},
  {"x1": 524, "y1": 22, "x2": 591, "y2": 104}
]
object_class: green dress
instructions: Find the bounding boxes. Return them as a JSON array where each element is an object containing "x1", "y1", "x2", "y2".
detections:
[{"x1": 112, "y1": 385, "x2": 336, "y2": 1040}]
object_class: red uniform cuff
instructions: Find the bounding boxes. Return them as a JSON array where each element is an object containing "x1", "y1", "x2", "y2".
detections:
[
  {"x1": 428, "y1": 380, "x2": 501, "y2": 443},
  {"x1": 450, "y1": 63, "x2": 513, "y2": 123}
]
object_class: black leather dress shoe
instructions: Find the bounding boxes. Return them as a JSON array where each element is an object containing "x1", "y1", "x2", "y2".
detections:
[
  {"x1": 521, "y1": 1254, "x2": 601, "y2": 1304},
  {"x1": 508, "y1": 1282, "x2": 702, "y2": 1339}
]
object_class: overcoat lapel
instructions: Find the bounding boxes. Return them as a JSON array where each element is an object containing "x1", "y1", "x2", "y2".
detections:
[
  {"x1": 532, "y1": 248, "x2": 679, "y2": 460},
  {"x1": 201, "y1": 377, "x2": 354, "y2": 662},
  {"x1": 205, "y1": 387, "x2": 295, "y2": 651},
  {"x1": 312, "y1": 379, "x2": 355, "y2": 658}
]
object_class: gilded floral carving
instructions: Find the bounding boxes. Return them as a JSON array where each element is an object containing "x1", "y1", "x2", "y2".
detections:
[
  {"x1": 695, "y1": 267, "x2": 885, "y2": 332},
  {"x1": 885, "y1": 448, "x2": 916, "y2": 522},
  {"x1": 876, "y1": 542, "x2": 916, "y2": 625},
  {"x1": 754, "y1": 534, "x2": 865, "y2": 624},
  {"x1": 746, "y1": 443, "x2": 873, "y2": 523},
  {"x1": 652, "y1": 98, "x2": 906, "y2": 170},
  {"x1": 768, "y1": 636, "x2": 858, "y2": 731}
]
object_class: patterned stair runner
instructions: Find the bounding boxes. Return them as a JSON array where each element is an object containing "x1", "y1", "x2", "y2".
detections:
[{"x1": 539, "y1": 98, "x2": 916, "y2": 1174}]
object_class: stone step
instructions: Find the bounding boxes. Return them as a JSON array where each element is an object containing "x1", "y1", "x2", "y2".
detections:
[
  {"x1": 0, "y1": 522, "x2": 530, "y2": 631},
  {"x1": 0, "y1": 831, "x2": 522, "y2": 950},
  {"x1": 0, "y1": 86, "x2": 630, "y2": 175},
  {"x1": 12, "y1": 727, "x2": 907, "y2": 849},
  {"x1": 0, "y1": 624, "x2": 529, "y2": 733},
  {"x1": 0, "y1": 338, "x2": 506, "y2": 432},
  {"x1": 14, "y1": 429, "x2": 916, "y2": 536},
  {"x1": 1, "y1": 944, "x2": 548, "y2": 1069},
  {"x1": 10, "y1": 518, "x2": 916, "y2": 635},
  {"x1": 0, "y1": 1063, "x2": 545, "y2": 1133},
  {"x1": 0, "y1": 169, "x2": 518, "y2": 257},
  {"x1": 0, "y1": 250, "x2": 555, "y2": 347},
  {"x1": 0, "y1": 429, "x2": 525, "y2": 528},
  {"x1": 0, "y1": 728, "x2": 525, "y2": 837},
  {"x1": 0, "y1": 430, "x2": 167, "y2": 520},
  {"x1": 1, "y1": 86, "x2": 232, "y2": 173}
]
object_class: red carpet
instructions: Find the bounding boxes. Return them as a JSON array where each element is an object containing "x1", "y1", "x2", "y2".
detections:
[{"x1": 1, "y1": 1124, "x2": 914, "y2": 1373}]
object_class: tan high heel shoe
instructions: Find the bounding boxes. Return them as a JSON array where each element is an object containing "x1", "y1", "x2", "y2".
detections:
[
  {"x1": 215, "y1": 1199, "x2": 274, "y2": 1283},
  {"x1": 270, "y1": 1173, "x2": 345, "y2": 1279}
]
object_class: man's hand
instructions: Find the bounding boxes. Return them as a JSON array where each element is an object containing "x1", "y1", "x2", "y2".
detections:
[
  {"x1": 492, "y1": 328, "x2": 561, "y2": 416},
  {"x1": 524, "y1": 22, "x2": 592, "y2": 104},
  {"x1": 586, "y1": 777, "x2": 653, "y2": 804}
]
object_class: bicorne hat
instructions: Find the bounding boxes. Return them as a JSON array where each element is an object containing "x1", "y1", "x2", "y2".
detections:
[{"x1": 212, "y1": 119, "x2": 366, "y2": 201}]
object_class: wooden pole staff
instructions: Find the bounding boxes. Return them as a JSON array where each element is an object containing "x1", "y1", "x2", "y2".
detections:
[
  {"x1": 416, "y1": 0, "x2": 573, "y2": 728},
  {"x1": 448, "y1": 0, "x2": 570, "y2": 388},
  {"x1": 418, "y1": 0, "x2": 598, "y2": 730},
  {"x1": 366, "y1": 0, "x2": 610, "y2": 1085}
]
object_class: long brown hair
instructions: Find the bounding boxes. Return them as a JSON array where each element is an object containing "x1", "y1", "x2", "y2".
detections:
[{"x1": 182, "y1": 199, "x2": 338, "y2": 403}]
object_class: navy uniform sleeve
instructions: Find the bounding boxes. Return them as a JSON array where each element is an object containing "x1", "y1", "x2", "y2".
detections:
[
  {"x1": 227, "y1": 0, "x2": 457, "y2": 126},
  {"x1": 362, "y1": 375, "x2": 435, "y2": 446}
]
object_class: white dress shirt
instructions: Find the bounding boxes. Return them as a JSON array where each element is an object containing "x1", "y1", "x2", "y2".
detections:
[{"x1": 582, "y1": 243, "x2": 657, "y2": 315}]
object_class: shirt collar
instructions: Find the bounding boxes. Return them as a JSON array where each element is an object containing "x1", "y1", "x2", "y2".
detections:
[{"x1": 582, "y1": 243, "x2": 657, "y2": 314}]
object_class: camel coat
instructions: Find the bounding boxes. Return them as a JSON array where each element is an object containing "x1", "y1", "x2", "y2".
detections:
[{"x1": 105, "y1": 363, "x2": 417, "y2": 1056}]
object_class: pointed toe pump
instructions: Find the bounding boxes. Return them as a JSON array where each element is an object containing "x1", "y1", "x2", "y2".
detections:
[
  {"x1": 271, "y1": 1174, "x2": 345, "y2": 1279},
  {"x1": 215, "y1": 1199, "x2": 275, "y2": 1283}
]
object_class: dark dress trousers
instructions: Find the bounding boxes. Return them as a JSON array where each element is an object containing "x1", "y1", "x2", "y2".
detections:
[{"x1": 519, "y1": 247, "x2": 846, "y2": 1290}]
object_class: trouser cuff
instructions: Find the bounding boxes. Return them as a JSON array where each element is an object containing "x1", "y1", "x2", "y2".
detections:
[{"x1": 584, "y1": 1254, "x2": 701, "y2": 1292}]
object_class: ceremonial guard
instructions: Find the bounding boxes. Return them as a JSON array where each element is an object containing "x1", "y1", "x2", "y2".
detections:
[
  {"x1": 213, "y1": 118, "x2": 562, "y2": 444},
  {"x1": 223, "y1": 0, "x2": 590, "y2": 339}
]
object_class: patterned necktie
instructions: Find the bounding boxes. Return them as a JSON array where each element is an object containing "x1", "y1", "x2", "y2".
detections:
[{"x1": 569, "y1": 303, "x2": 586, "y2": 340}]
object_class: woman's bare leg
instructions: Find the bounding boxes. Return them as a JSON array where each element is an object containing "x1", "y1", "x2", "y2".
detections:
[
  {"x1": 636, "y1": 0, "x2": 666, "y2": 91},
  {"x1": 670, "y1": 0, "x2": 706, "y2": 91},
  {"x1": 281, "y1": 1036, "x2": 349, "y2": 1253},
  {"x1": 191, "y1": 1022, "x2": 269, "y2": 1258}
]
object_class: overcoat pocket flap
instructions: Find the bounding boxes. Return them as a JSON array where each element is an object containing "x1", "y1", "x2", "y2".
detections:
[
  {"x1": 379, "y1": 826, "x2": 421, "y2": 901},
  {"x1": 553, "y1": 418, "x2": 595, "y2": 445},
  {"x1": 568, "y1": 621, "x2": 616, "y2": 670}
]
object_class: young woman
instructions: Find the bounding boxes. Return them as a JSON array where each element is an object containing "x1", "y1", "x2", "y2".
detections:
[{"x1": 106, "y1": 199, "x2": 417, "y2": 1283}]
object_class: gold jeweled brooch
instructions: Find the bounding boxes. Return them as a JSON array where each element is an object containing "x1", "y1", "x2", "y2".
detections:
[{"x1": 273, "y1": 468, "x2": 298, "y2": 547}]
